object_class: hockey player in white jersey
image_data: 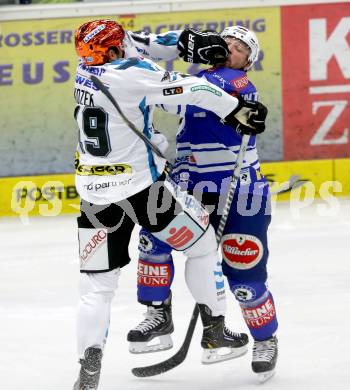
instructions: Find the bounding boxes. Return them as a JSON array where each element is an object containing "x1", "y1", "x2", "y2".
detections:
[{"x1": 72, "y1": 20, "x2": 268, "y2": 390}]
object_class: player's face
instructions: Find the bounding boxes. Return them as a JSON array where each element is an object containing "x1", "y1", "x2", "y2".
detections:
[{"x1": 224, "y1": 37, "x2": 251, "y2": 70}]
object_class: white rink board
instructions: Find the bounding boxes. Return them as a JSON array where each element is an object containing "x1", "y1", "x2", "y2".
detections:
[
  {"x1": 1, "y1": 198, "x2": 350, "y2": 390},
  {"x1": 0, "y1": 0, "x2": 348, "y2": 21}
]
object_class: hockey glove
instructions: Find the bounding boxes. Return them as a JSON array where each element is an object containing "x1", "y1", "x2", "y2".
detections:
[
  {"x1": 225, "y1": 98, "x2": 268, "y2": 135},
  {"x1": 177, "y1": 28, "x2": 229, "y2": 65},
  {"x1": 151, "y1": 131, "x2": 169, "y2": 155}
]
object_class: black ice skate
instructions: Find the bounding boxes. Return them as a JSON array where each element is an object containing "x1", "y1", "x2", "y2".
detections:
[
  {"x1": 73, "y1": 346, "x2": 102, "y2": 390},
  {"x1": 198, "y1": 304, "x2": 249, "y2": 364},
  {"x1": 127, "y1": 294, "x2": 174, "y2": 353},
  {"x1": 252, "y1": 335, "x2": 278, "y2": 383}
]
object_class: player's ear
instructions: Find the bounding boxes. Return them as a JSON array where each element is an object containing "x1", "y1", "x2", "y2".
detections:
[
  {"x1": 108, "y1": 46, "x2": 124, "y2": 60},
  {"x1": 108, "y1": 48, "x2": 117, "y2": 61},
  {"x1": 243, "y1": 60, "x2": 251, "y2": 71},
  {"x1": 116, "y1": 44, "x2": 126, "y2": 58}
]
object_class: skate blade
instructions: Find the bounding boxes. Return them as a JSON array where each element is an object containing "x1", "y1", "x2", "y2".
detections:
[
  {"x1": 73, "y1": 379, "x2": 79, "y2": 390},
  {"x1": 257, "y1": 369, "x2": 275, "y2": 383},
  {"x1": 201, "y1": 345, "x2": 248, "y2": 364},
  {"x1": 129, "y1": 335, "x2": 173, "y2": 354}
]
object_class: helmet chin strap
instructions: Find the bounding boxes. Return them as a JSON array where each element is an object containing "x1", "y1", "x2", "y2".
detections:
[{"x1": 242, "y1": 61, "x2": 251, "y2": 71}]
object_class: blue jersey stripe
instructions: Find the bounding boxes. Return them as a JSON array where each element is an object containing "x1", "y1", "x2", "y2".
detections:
[{"x1": 139, "y1": 97, "x2": 159, "y2": 182}]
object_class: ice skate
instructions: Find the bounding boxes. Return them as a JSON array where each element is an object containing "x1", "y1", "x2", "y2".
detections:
[
  {"x1": 252, "y1": 335, "x2": 278, "y2": 383},
  {"x1": 198, "y1": 304, "x2": 248, "y2": 364},
  {"x1": 73, "y1": 346, "x2": 102, "y2": 390},
  {"x1": 127, "y1": 294, "x2": 174, "y2": 353}
]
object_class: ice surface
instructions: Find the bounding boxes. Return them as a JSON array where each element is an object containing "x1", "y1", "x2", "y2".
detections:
[{"x1": 1, "y1": 198, "x2": 350, "y2": 390}]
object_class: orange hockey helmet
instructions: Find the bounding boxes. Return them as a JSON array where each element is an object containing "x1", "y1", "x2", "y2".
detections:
[{"x1": 75, "y1": 20, "x2": 125, "y2": 65}]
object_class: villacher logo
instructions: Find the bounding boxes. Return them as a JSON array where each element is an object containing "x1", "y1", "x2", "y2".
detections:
[{"x1": 222, "y1": 233, "x2": 263, "y2": 270}]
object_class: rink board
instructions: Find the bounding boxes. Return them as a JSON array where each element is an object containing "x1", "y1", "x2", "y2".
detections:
[
  {"x1": 1, "y1": 1, "x2": 349, "y2": 177},
  {"x1": 0, "y1": 173, "x2": 79, "y2": 217},
  {"x1": 0, "y1": 158, "x2": 349, "y2": 217}
]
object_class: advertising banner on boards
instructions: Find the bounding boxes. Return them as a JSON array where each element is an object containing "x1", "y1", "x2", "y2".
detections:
[
  {"x1": 2, "y1": 2, "x2": 348, "y2": 177},
  {"x1": 0, "y1": 7, "x2": 282, "y2": 176}
]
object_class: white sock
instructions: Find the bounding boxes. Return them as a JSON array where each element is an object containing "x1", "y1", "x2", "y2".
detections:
[
  {"x1": 184, "y1": 226, "x2": 226, "y2": 316},
  {"x1": 77, "y1": 268, "x2": 120, "y2": 358}
]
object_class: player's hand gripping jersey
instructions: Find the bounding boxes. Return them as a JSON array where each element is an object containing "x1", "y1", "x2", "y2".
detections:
[
  {"x1": 170, "y1": 66, "x2": 269, "y2": 196},
  {"x1": 74, "y1": 59, "x2": 247, "y2": 204}
]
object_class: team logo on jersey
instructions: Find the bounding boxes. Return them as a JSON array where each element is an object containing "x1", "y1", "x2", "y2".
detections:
[
  {"x1": 138, "y1": 233, "x2": 154, "y2": 253},
  {"x1": 190, "y1": 85, "x2": 222, "y2": 96},
  {"x1": 137, "y1": 260, "x2": 171, "y2": 287},
  {"x1": 163, "y1": 87, "x2": 183, "y2": 96},
  {"x1": 221, "y1": 234, "x2": 263, "y2": 270},
  {"x1": 239, "y1": 168, "x2": 251, "y2": 185},
  {"x1": 179, "y1": 172, "x2": 190, "y2": 183},
  {"x1": 241, "y1": 297, "x2": 276, "y2": 329},
  {"x1": 232, "y1": 285, "x2": 256, "y2": 302},
  {"x1": 230, "y1": 75, "x2": 249, "y2": 91}
]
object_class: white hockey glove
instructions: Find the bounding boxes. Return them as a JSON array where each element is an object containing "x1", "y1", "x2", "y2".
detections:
[
  {"x1": 151, "y1": 131, "x2": 169, "y2": 155},
  {"x1": 177, "y1": 28, "x2": 229, "y2": 65},
  {"x1": 224, "y1": 97, "x2": 268, "y2": 135}
]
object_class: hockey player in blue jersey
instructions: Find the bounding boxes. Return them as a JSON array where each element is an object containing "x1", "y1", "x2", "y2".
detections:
[{"x1": 128, "y1": 26, "x2": 278, "y2": 382}]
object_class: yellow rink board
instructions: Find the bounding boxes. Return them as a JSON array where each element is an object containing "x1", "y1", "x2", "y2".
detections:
[
  {"x1": 0, "y1": 174, "x2": 79, "y2": 217},
  {"x1": 334, "y1": 159, "x2": 350, "y2": 197},
  {"x1": 261, "y1": 159, "x2": 336, "y2": 201},
  {"x1": 0, "y1": 159, "x2": 349, "y2": 217}
]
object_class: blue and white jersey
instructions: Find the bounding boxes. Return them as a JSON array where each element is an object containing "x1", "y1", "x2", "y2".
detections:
[{"x1": 170, "y1": 67, "x2": 268, "y2": 196}]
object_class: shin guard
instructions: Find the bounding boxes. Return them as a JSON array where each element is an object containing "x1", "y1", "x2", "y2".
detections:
[{"x1": 137, "y1": 228, "x2": 174, "y2": 303}]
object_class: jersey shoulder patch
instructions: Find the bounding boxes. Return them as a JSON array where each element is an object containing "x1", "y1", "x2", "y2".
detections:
[
  {"x1": 112, "y1": 57, "x2": 159, "y2": 72},
  {"x1": 223, "y1": 69, "x2": 256, "y2": 95},
  {"x1": 154, "y1": 32, "x2": 178, "y2": 46},
  {"x1": 229, "y1": 73, "x2": 251, "y2": 92}
]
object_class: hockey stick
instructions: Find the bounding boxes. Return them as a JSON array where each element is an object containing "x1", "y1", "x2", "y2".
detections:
[
  {"x1": 269, "y1": 175, "x2": 306, "y2": 195},
  {"x1": 90, "y1": 75, "x2": 165, "y2": 159},
  {"x1": 132, "y1": 134, "x2": 250, "y2": 378},
  {"x1": 215, "y1": 134, "x2": 250, "y2": 242},
  {"x1": 132, "y1": 304, "x2": 200, "y2": 377}
]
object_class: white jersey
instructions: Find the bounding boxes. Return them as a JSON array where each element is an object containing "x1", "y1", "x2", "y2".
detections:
[
  {"x1": 123, "y1": 30, "x2": 181, "y2": 62},
  {"x1": 74, "y1": 57, "x2": 239, "y2": 205}
]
